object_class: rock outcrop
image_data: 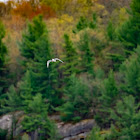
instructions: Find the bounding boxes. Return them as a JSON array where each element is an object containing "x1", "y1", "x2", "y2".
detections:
[
  {"x1": 0, "y1": 111, "x2": 24, "y2": 132},
  {"x1": 0, "y1": 113, "x2": 95, "y2": 140},
  {"x1": 57, "y1": 119, "x2": 95, "y2": 140},
  {"x1": 0, "y1": 114, "x2": 12, "y2": 131}
]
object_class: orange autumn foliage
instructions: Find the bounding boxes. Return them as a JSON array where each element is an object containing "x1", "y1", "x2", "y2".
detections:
[
  {"x1": 33, "y1": 4, "x2": 56, "y2": 19},
  {"x1": 12, "y1": 0, "x2": 56, "y2": 19},
  {"x1": 11, "y1": 1, "x2": 33, "y2": 18}
]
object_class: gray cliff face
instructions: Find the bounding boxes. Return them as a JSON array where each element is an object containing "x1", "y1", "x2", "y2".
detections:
[
  {"x1": 0, "y1": 113, "x2": 95, "y2": 140},
  {"x1": 58, "y1": 119, "x2": 95, "y2": 140}
]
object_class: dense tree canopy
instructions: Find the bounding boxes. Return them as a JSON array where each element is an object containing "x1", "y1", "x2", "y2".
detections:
[{"x1": 0, "y1": 0, "x2": 140, "y2": 139}]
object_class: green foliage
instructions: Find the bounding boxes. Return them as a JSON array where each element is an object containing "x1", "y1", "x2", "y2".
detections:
[
  {"x1": 1, "y1": 1, "x2": 140, "y2": 139},
  {"x1": 106, "y1": 53, "x2": 125, "y2": 71},
  {"x1": 22, "y1": 93, "x2": 59, "y2": 140},
  {"x1": 0, "y1": 20, "x2": 7, "y2": 68},
  {"x1": 23, "y1": 93, "x2": 48, "y2": 114},
  {"x1": 74, "y1": 13, "x2": 97, "y2": 33},
  {"x1": 19, "y1": 15, "x2": 46, "y2": 60},
  {"x1": 89, "y1": 12, "x2": 97, "y2": 29},
  {"x1": 117, "y1": 0, "x2": 140, "y2": 53},
  {"x1": 57, "y1": 75, "x2": 92, "y2": 122},
  {"x1": 95, "y1": 70, "x2": 118, "y2": 128},
  {"x1": 106, "y1": 20, "x2": 115, "y2": 41},
  {"x1": 19, "y1": 15, "x2": 61, "y2": 109},
  {"x1": 95, "y1": 67, "x2": 105, "y2": 79},
  {"x1": 0, "y1": 128, "x2": 7, "y2": 140},
  {"x1": 61, "y1": 34, "x2": 79, "y2": 80},
  {"x1": 117, "y1": 19, "x2": 139, "y2": 52},
  {"x1": 19, "y1": 70, "x2": 34, "y2": 106},
  {"x1": 131, "y1": 0, "x2": 140, "y2": 14},
  {"x1": 0, "y1": 85, "x2": 22, "y2": 114},
  {"x1": 0, "y1": 20, "x2": 5, "y2": 40},
  {"x1": 0, "y1": 20, "x2": 7, "y2": 97},
  {"x1": 120, "y1": 46, "x2": 140, "y2": 100},
  {"x1": 22, "y1": 114, "x2": 41, "y2": 132},
  {"x1": 101, "y1": 70, "x2": 118, "y2": 106},
  {"x1": 107, "y1": 95, "x2": 140, "y2": 140},
  {"x1": 76, "y1": 16, "x2": 89, "y2": 32},
  {"x1": 78, "y1": 32, "x2": 94, "y2": 75},
  {"x1": 0, "y1": 68, "x2": 11, "y2": 111},
  {"x1": 86, "y1": 126, "x2": 105, "y2": 140},
  {"x1": 30, "y1": 33, "x2": 61, "y2": 108}
]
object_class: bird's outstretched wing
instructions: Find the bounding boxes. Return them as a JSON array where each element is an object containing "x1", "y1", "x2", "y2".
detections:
[
  {"x1": 54, "y1": 58, "x2": 64, "y2": 63},
  {"x1": 47, "y1": 60, "x2": 52, "y2": 68}
]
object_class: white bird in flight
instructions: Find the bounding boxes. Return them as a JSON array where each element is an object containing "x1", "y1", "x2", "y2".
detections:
[{"x1": 47, "y1": 58, "x2": 64, "y2": 68}]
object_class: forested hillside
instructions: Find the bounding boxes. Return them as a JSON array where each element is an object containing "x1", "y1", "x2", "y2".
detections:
[{"x1": 0, "y1": 0, "x2": 140, "y2": 140}]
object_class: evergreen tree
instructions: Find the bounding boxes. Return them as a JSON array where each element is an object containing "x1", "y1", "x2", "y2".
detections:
[
  {"x1": 106, "y1": 20, "x2": 115, "y2": 41},
  {"x1": 117, "y1": 19, "x2": 138, "y2": 53},
  {"x1": 76, "y1": 16, "x2": 88, "y2": 32},
  {"x1": 78, "y1": 32, "x2": 94, "y2": 75},
  {"x1": 19, "y1": 70, "x2": 34, "y2": 106},
  {"x1": 61, "y1": 34, "x2": 79, "y2": 81},
  {"x1": 21, "y1": 93, "x2": 59, "y2": 140},
  {"x1": 0, "y1": 85, "x2": 22, "y2": 139},
  {"x1": 101, "y1": 70, "x2": 118, "y2": 107},
  {"x1": 107, "y1": 95, "x2": 140, "y2": 140},
  {"x1": 0, "y1": 85, "x2": 22, "y2": 114},
  {"x1": 73, "y1": 13, "x2": 97, "y2": 33},
  {"x1": 19, "y1": 15, "x2": 46, "y2": 61},
  {"x1": 131, "y1": 0, "x2": 140, "y2": 15},
  {"x1": 120, "y1": 45, "x2": 140, "y2": 100},
  {"x1": 95, "y1": 70, "x2": 118, "y2": 128},
  {"x1": 0, "y1": 21, "x2": 7, "y2": 68},
  {"x1": 86, "y1": 126, "x2": 105, "y2": 140},
  {"x1": 19, "y1": 15, "x2": 61, "y2": 109},
  {"x1": 0, "y1": 21, "x2": 7, "y2": 97},
  {"x1": 117, "y1": 0, "x2": 140, "y2": 52},
  {"x1": 57, "y1": 75, "x2": 92, "y2": 122},
  {"x1": 30, "y1": 33, "x2": 61, "y2": 108},
  {"x1": 89, "y1": 12, "x2": 97, "y2": 29}
]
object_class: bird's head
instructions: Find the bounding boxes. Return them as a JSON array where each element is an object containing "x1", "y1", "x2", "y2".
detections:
[{"x1": 52, "y1": 59, "x2": 55, "y2": 62}]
